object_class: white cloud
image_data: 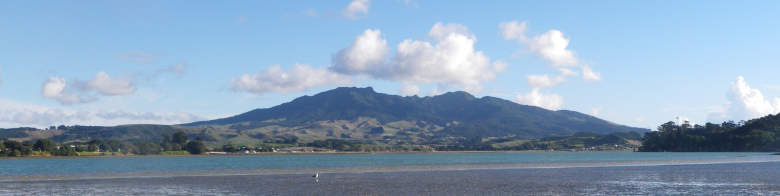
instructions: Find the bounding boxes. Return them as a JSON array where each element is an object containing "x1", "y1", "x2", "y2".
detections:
[
  {"x1": 331, "y1": 29, "x2": 389, "y2": 75},
  {"x1": 557, "y1": 68, "x2": 578, "y2": 76},
  {"x1": 589, "y1": 107, "x2": 602, "y2": 116},
  {"x1": 42, "y1": 71, "x2": 138, "y2": 105},
  {"x1": 582, "y1": 65, "x2": 601, "y2": 81},
  {"x1": 329, "y1": 23, "x2": 504, "y2": 94},
  {"x1": 515, "y1": 88, "x2": 563, "y2": 110},
  {"x1": 526, "y1": 74, "x2": 566, "y2": 89},
  {"x1": 500, "y1": 20, "x2": 602, "y2": 112},
  {"x1": 116, "y1": 51, "x2": 159, "y2": 64},
  {"x1": 386, "y1": 23, "x2": 503, "y2": 93},
  {"x1": 399, "y1": 84, "x2": 421, "y2": 96},
  {"x1": 709, "y1": 76, "x2": 780, "y2": 122},
  {"x1": 88, "y1": 72, "x2": 137, "y2": 96},
  {"x1": 0, "y1": 99, "x2": 205, "y2": 128},
  {"x1": 232, "y1": 64, "x2": 351, "y2": 94},
  {"x1": 41, "y1": 77, "x2": 95, "y2": 105},
  {"x1": 528, "y1": 30, "x2": 578, "y2": 67},
  {"x1": 499, "y1": 21, "x2": 527, "y2": 41},
  {"x1": 428, "y1": 23, "x2": 474, "y2": 40},
  {"x1": 342, "y1": 0, "x2": 370, "y2": 19}
]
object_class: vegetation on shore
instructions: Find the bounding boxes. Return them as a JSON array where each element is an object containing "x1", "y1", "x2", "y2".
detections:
[
  {"x1": 0, "y1": 131, "x2": 207, "y2": 157},
  {"x1": 640, "y1": 114, "x2": 780, "y2": 152}
]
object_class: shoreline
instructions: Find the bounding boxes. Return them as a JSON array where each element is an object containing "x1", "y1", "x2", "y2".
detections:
[
  {"x1": 2, "y1": 149, "x2": 760, "y2": 160},
  {"x1": 1, "y1": 154, "x2": 778, "y2": 182}
]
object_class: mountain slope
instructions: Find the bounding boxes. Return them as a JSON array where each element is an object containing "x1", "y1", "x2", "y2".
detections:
[{"x1": 184, "y1": 87, "x2": 648, "y2": 140}]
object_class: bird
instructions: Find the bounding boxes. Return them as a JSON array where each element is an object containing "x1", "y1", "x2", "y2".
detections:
[{"x1": 313, "y1": 171, "x2": 319, "y2": 184}]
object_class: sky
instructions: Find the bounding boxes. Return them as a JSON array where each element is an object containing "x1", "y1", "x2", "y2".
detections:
[{"x1": 1, "y1": 0, "x2": 779, "y2": 129}]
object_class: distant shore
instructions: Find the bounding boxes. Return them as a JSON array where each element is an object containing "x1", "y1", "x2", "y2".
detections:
[{"x1": 0, "y1": 149, "x2": 647, "y2": 159}]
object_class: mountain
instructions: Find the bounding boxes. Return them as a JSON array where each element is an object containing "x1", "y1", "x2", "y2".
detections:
[
  {"x1": 184, "y1": 87, "x2": 648, "y2": 143},
  {"x1": 1, "y1": 87, "x2": 648, "y2": 148}
]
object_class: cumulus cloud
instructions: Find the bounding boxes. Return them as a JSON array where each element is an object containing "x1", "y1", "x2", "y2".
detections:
[
  {"x1": 527, "y1": 74, "x2": 566, "y2": 89},
  {"x1": 232, "y1": 64, "x2": 351, "y2": 94},
  {"x1": 500, "y1": 20, "x2": 603, "y2": 110},
  {"x1": 499, "y1": 21, "x2": 527, "y2": 41},
  {"x1": 342, "y1": 0, "x2": 370, "y2": 19},
  {"x1": 0, "y1": 99, "x2": 206, "y2": 128},
  {"x1": 42, "y1": 71, "x2": 137, "y2": 105},
  {"x1": 709, "y1": 76, "x2": 780, "y2": 122},
  {"x1": 116, "y1": 51, "x2": 159, "y2": 64},
  {"x1": 582, "y1": 65, "x2": 601, "y2": 81},
  {"x1": 88, "y1": 72, "x2": 136, "y2": 96},
  {"x1": 515, "y1": 88, "x2": 563, "y2": 110},
  {"x1": 329, "y1": 23, "x2": 504, "y2": 94},
  {"x1": 528, "y1": 30, "x2": 578, "y2": 67},
  {"x1": 41, "y1": 77, "x2": 95, "y2": 105},
  {"x1": 428, "y1": 23, "x2": 475, "y2": 40},
  {"x1": 399, "y1": 84, "x2": 420, "y2": 96},
  {"x1": 388, "y1": 23, "x2": 501, "y2": 93},
  {"x1": 331, "y1": 29, "x2": 389, "y2": 75},
  {"x1": 500, "y1": 20, "x2": 598, "y2": 74}
]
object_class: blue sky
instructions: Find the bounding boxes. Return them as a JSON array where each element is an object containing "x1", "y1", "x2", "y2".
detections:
[{"x1": 1, "y1": 0, "x2": 779, "y2": 129}]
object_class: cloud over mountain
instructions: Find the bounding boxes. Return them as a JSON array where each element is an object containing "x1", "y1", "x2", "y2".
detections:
[
  {"x1": 500, "y1": 20, "x2": 603, "y2": 110},
  {"x1": 42, "y1": 72, "x2": 136, "y2": 105},
  {"x1": 88, "y1": 72, "x2": 136, "y2": 96},
  {"x1": 231, "y1": 64, "x2": 351, "y2": 94},
  {"x1": 332, "y1": 22, "x2": 505, "y2": 94},
  {"x1": 331, "y1": 29, "x2": 389, "y2": 75},
  {"x1": 0, "y1": 99, "x2": 205, "y2": 128}
]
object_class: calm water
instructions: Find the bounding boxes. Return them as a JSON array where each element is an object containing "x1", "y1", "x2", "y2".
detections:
[{"x1": 0, "y1": 152, "x2": 778, "y2": 195}]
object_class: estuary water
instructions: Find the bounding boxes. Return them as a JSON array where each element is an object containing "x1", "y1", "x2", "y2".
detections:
[{"x1": 0, "y1": 152, "x2": 778, "y2": 195}]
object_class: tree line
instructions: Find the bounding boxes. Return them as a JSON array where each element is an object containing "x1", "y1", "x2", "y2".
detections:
[
  {"x1": 0, "y1": 131, "x2": 207, "y2": 157},
  {"x1": 640, "y1": 114, "x2": 780, "y2": 152}
]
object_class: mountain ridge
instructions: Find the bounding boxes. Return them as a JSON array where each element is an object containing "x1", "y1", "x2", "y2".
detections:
[{"x1": 183, "y1": 87, "x2": 648, "y2": 139}]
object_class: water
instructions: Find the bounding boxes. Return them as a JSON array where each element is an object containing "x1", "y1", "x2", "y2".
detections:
[{"x1": 0, "y1": 152, "x2": 778, "y2": 195}]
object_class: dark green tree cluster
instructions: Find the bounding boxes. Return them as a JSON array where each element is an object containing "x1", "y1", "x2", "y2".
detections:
[
  {"x1": 0, "y1": 139, "x2": 77, "y2": 156},
  {"x1": 641, "y1": 114, "x2": 780, "y2": 152},
  {"x1": 0, "y1": 139, "x2": 32, "y2": 156}
]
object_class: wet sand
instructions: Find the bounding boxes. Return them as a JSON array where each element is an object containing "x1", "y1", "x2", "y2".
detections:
[{"x1": 1, "y1": 161, "x2": 778, "y2": 195}]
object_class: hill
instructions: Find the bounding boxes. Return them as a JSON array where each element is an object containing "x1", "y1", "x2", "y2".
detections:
[
  {"x1": 1, "y1": 87, "x2": 648, "y2": 150},
  {"x1": 182, "y1": 87, "x2": 647, "y2": 146}
]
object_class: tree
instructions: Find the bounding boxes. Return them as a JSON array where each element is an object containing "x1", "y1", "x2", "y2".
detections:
[
  {"x1": 87, "y1": 144, "x2": 98, "y2": 152},
  {"x1": 0, "y1": 140, "x2": 5, "y2": 155},
  {"x1": 53, "y1": 144, "x2": 77, "y2": 156},
  {"x1": 33, "y1": 139, "x2": 57, "y2": 152},
  {"x1": 135, "y1": 142, "x2": 162, "y2": 155},
  {"x1": 172, "y1": 131, "x2": 188, "y2": 148},
  {"x1": 186, "y1": 138, "x2": 207, "y2": 154},
  {"x1": 222, "y1": 144, "x2": 238, "y2": 152}
]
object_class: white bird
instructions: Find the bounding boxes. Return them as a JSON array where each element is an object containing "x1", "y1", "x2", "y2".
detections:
[{"x1": 313, "y1": 171, "x2": 319, "y2": 184}]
